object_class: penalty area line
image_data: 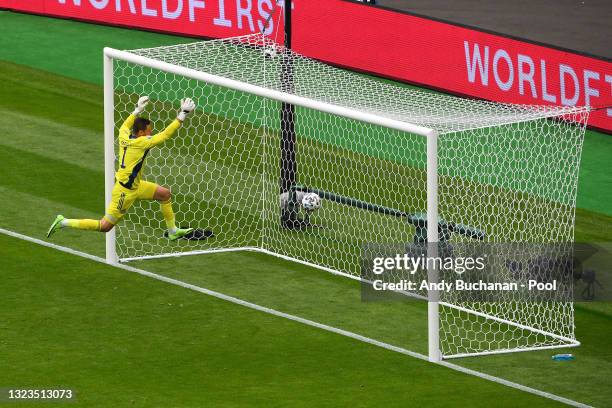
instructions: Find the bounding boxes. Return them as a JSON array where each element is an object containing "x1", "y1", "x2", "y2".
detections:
[{"x1": 0, "y1": 227, "x2": 591, "y2": 408}]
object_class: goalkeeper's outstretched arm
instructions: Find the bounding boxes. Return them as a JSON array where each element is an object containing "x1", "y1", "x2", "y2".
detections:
[{"x1": 146, "y1": 98, "x2": 196, "y2": 147}]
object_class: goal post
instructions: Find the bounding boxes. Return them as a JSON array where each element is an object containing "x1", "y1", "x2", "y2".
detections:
[
  {"x1": 427, "y1": 131, "x2": 440, "y2": 362},
  {"x1": 103, "y1": 51, "x2": 118, "y2": 265},
  {"x1": 102, "y1": 34, "x2": 588, "y2": 360}
]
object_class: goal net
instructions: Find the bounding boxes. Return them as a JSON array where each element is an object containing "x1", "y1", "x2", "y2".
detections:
[{"x1": 104, "y1": 34, "x2": 589, "y2": 360}]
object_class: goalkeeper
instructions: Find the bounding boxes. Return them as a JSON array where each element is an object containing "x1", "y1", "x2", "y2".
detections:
[{"x1": 47, "y1": 96, "x2": 195, "y2": 241}]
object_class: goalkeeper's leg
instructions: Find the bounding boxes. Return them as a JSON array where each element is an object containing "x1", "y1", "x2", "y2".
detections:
[
  {"x1": 46, "y1": 215, "x2": 114, "y2": 238},
  {"x1": 146, "y1": 183, "x2": 193, "y2": 241},
  {"x1": 47, "y1": 182, "x2": 136, "y2": 238}
]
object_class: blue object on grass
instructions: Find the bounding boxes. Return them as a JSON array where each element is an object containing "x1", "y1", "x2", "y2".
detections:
[{"x1": 552, "y1": 353, "x2": 575, "y2": 361}]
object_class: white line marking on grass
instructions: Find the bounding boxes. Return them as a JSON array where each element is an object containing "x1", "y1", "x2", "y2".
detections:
[{"x1": 0, "y1": 227, "x2": 591, "y2": 408}]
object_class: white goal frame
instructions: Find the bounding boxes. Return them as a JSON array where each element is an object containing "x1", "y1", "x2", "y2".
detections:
[{"x1": 103, "y1": 45, "x2": 581, "y2": 363}]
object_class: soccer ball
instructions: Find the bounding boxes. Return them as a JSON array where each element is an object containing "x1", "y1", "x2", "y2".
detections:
[
  {"x1": 302, "y1": 193, "x2": 321, "y2": 212},
  {"x1": 264, "y1": 46, "x2": 277, "y2": 59}
]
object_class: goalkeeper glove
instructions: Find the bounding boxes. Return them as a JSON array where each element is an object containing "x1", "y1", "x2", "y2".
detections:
[
  {"x1": 177, "y1": 98, "x2": 196, "y2": 122},
  {"x1": 132, "y1": 95, "x2": 150, "y2": 115}
]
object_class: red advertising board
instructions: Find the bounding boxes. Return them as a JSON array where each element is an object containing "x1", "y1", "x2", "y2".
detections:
[
  {"x1": 293, "y1": 0, "x2": 611, "y2": 132},
  {"x1": 1, "y1": 0, "x2": 285, "y2": 38},
  {"x1": 3, "y1": 0, "x2": 611, "y2": 131}
]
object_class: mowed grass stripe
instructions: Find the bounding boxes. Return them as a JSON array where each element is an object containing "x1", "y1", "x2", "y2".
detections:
[
  {"x1": 0, "y1": 233, "x2": 561, "y2": 407},
  {"x1": 0, "y1": 107, "x2": 102, "y2": 171},
  {"x1": 0, "y1": 144, "x2": 103, "y2": 213},
  {"x1": 0, "y1": 60, "x2": 103, "y2": 132},
  {"x1": 0, "y1": 185, "x2": 106, "y2": 257}
]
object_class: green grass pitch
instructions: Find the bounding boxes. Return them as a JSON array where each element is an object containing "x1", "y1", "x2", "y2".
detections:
[
  {"x1": 2, "y1": 234, "x2": 566, "y2": 407},
  {"x1": 1, "y1": 11, "x2": 611, "y2": 407}
]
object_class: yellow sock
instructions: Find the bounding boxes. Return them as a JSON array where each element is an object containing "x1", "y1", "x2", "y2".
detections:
[
  {"x1": 161, "y1": 200, "x2": 177, "y2": 233},
  {"x1": 62, "y1": 219, "x2": 100, "y2": 231}
]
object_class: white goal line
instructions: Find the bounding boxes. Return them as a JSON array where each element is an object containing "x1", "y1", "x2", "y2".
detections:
[{"x1": 0, "y1": 227, "x2": 591, "y2": 408}]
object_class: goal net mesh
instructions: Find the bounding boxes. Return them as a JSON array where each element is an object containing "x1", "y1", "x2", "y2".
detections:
[{"x1": 111, "y1": 34, "x2": 588, "y2": 358}]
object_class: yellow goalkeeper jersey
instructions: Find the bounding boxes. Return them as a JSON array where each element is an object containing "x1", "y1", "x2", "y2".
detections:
[{"x1": 115, "y1": 114, "x2": 181, "y2": 190}]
